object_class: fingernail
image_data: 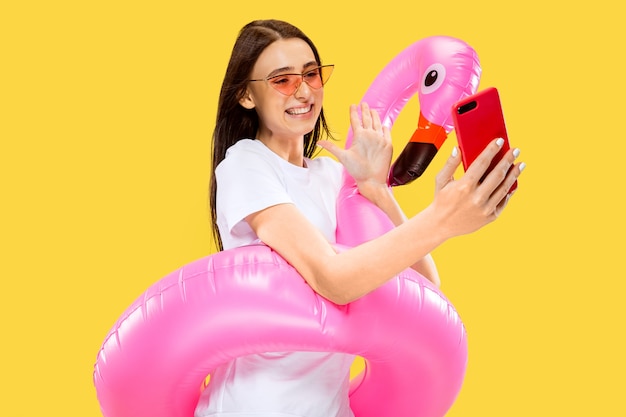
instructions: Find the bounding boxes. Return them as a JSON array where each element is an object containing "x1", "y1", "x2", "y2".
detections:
[
  {"x1": 496, "y1": 138, "x2": 505, "y2": 147},
  {"x1": 513, "y1": 148, "x2": 520, "y2": 158},
  {"x1": 451, "y1": 146, "x2": 458, "y2": 157},
  {"x1": 519, "y1": 162, "x2": 526, "y2": 172}
]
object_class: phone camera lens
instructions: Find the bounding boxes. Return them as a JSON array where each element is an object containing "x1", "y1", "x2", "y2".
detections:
[{"x1": 457, "y1": 100, "x2": 477, "y2": 114}]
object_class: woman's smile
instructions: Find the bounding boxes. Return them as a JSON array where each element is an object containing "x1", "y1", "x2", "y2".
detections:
[{"x1": 286, "y1": 104, "x2": 313, "y2": 116}]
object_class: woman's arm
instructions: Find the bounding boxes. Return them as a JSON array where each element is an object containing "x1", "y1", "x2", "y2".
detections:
[{"x1": 248, "y1": 135, "x2": 524, "y2": 305}]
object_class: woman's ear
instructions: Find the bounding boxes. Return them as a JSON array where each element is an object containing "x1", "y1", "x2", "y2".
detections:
[{"x1": 239, "y1": 88, "x2": 256, "y2": 110}]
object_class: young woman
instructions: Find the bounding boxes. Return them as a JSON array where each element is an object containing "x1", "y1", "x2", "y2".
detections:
[{"x1": 195, "y1": 19, "x2": 524, "y2": 417}]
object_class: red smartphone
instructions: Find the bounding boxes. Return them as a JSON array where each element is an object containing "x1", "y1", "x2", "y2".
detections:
[{"x1": 451, "y1": 87, "x2": 517, "y2": 193}]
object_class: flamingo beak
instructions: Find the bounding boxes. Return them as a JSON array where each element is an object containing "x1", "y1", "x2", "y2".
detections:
[{"x1": 388, "y1": 112, "x2": 448, "y2": 186}]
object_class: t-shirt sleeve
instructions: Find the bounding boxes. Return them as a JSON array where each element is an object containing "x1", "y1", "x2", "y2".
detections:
[{"x1": 215, "y1": 144, "x2": 293, "y2": 237}]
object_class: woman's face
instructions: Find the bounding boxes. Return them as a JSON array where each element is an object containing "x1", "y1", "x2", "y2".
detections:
[{"x1": 241, "y1": 38, "x2": 323, "y2": 143}]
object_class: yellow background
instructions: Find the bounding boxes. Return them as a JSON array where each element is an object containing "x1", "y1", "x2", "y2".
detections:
[{"x1": 1, "y1": 1, "x2": 624, "y2": 416}]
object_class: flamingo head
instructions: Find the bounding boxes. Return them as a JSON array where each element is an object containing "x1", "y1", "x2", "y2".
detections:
[{"x1": 388, "y1": 36, "x2": 482, "y2": 186}]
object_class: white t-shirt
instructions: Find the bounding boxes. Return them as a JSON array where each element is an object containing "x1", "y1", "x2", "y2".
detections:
[{"x1": 194, "y1": 139, "x2": 355, "y2": 417}]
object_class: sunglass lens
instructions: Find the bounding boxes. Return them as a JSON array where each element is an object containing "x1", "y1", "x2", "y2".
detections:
[
  {"x1": 320, "y1": 66, "x2": 333, "y2": 86},
  {"x1": 269, "y1": 75, "x2": 300, "y2": 95}
]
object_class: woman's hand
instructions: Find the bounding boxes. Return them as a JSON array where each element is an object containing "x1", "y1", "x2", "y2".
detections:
[
  {"x1": 429, "y1": 138, "x2": 525, "y2": 239},
  {"x1": 317, "y1": 102, "x2": 393, "y2": 201}
]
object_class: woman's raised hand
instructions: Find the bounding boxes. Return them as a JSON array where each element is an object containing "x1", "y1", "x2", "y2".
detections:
[
  {"x1": 318, "y1": 102, "x2": 526, "y2": 240},
  {"x1": 317, "y1": 102, "x2": 393, "y2": 199},
  {"x1": 429, "y1": 138, "x2": 525, "y2": 239}
]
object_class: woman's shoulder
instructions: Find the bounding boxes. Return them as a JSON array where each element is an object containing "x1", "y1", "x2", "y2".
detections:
[
  {"x1": 224, "y1": 138, "x2": 264, "y2": 158},
  {"x1": 217, "y1": 139, "x2": 273, "y2": 170}
]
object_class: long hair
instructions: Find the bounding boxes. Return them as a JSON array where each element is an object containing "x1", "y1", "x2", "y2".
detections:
[{"x1": 209, "y1": 20, "x2": 333, "y2": 251}]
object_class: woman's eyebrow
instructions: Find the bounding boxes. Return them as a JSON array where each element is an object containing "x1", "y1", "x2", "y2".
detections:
[
  {"x1": 266, "y1": 66, "x2": 294, "y2": 78},
  {"x1": 266, "y1": 61, "x2": 318, "y2": 77}
]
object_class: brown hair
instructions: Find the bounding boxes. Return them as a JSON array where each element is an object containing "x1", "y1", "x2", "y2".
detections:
[{"x1": 209, "y1": 20, "x2": 333, "y2": 251}]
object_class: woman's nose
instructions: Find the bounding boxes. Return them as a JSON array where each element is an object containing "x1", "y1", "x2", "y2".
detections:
[{"x1": 293, "y1": 79, "x2": 311, "y2": 99}]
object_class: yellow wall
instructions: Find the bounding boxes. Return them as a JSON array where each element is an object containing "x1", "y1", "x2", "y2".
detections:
[{"x1": 2, "y1": 1, "x2": 624, "y2": 416}]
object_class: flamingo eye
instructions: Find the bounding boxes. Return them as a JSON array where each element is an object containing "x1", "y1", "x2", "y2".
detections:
[
  {"x1": 421, "y1": 63, "x2": 446, "y2": 95},
  {"x1": 424, "y1": 71, "x2": 437, "y2": 86}
]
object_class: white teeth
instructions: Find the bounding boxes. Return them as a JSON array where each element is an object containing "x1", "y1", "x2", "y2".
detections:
[{"x1": 286, "y1": 105, "x2": 311, "y2": 115}]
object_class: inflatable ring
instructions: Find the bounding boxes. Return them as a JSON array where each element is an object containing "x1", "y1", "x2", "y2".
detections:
[
  {"x1": 93, "y1": 36, "x2": 481, "y2": 417},
  {"x1": 94, "y1": 244, "x2": 466, "y2": 417}
]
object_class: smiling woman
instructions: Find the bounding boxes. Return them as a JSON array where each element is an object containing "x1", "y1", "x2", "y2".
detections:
[
  {"x1": 94, "y1": 18, "x2": 524, "y2": 417},
  {"x1": 203, "y1": 19, "x2": 522, "y2": 416}
]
